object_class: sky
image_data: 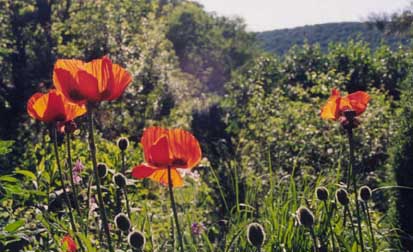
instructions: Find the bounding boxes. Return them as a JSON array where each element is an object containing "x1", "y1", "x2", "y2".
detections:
[{"x1": 195, "y1": 0, "x2": 409, "y2": 32}]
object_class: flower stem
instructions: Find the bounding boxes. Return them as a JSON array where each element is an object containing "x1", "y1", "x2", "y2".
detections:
[
  {"x1": 51, "y1": 126, "x2": 82, "y2": 250},
  {"x1": 309, "y1": 227, "x2": 318, "y2": 252},
  {"x1": 324, "y1": 201, "x2": 337, "y2": 251},
  {"x1": 65, "y1": 131, "x2": 81, "y2": 215},
  {"x1": 167, "y1": 166, "x2": 184, "y2": 252},
  {"x1": 87, "y1": 110, "x2": 114, "y2": 252},
  {"x1": 364, "y1": 202, "x2": 376, "y2": 251},
  {"x1": 347, "y1": 128, "x2": 365, "y2": 252},
  {"x1": 121, "y1": 150, "x2": 132, "y2": 218}
]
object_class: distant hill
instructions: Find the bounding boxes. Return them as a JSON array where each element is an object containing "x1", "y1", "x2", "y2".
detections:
[{"x1": 255, "y1": 22, "x2": 410, "y2": 55}]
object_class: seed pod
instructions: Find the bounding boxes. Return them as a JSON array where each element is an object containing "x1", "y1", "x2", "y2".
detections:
[
  {"x1": 97, "y1": 163, "x2": 108, "y2": 179},
  {"x1": 315, "y1": 186, "x2": 329, "y2": 201},
  {"x1": 113, "y1": 173, "x2": 127, "y2": 188},
  {"x1": 114, "y1": 213, "x2": 131, "y2": 232},
  {"x1": 335, "y1": 188, "x2": 349, "y2": 206},
  {"x1": 127, "y1": 231, "x2": 146, "y2": 250},
  {"x1": 359, "y1": 186, "x2": 372, "y2": 202},
  {"x1": 117, "y1": 137, "x2": 129, "y2": 151},
  {"x1": 246, "y1": 223, "x2": 266, "y2": 248},
  {"x1": 296, "y1": 207, "x2": 315, "y2": 228}
]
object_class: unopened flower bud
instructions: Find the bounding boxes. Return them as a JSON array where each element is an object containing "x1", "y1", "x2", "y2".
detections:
[
  {"x1": 296, "y1": 207, "x2": 315, "y2": 228},
  {"x1": 246, "y1": 223, "x2": 265, "y2": 248},
  {"x1": 113, "y1": 173, "x2": 127, "y2": 188},
  {"x1": 97, "y1": 163, "x2": 108, "y2": 179},
  {"x1": 117, "y1": 137, "x2": 129, "y2": 151},
  {"x1": 335, "y1": 188, "x2": 349, "y2": 206},
  {"x1": 359, "y1": 186, "x2": 372, "y2": 202},
  {"x1": 127, "y1": 231, "x2": 146, "y2": 250},
  {"x1": 114, "y1": 213, "x2": 131, "y2": 232},
  {"x1": 315, "y1": 186, "x2": 329, "y2": 201}
]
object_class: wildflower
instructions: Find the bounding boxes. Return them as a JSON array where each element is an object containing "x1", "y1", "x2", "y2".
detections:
[
  {"x1": 191, "y1": 222, "x2": 206, "y2": 236},
  {"x1": 72, "y1": 160, "x2": 84, "y2": 185},
  {"x1": 127, "y1": 231, "x2": 146, "y2": 250},
  {"x1": 117, "y1": 137, "x2": 129, "y2": 151},
  {"x1": 27, "y1": 89, "x2": 86, "y2": 123},
  {"x1": 335, "y1": 188, "x2": 350, "y2": 206},
  {"x1": 62, "y1": 235, "x2": 77, "y2": 252},
  {"x1": 113, "y1": 173, "x2": 127, "y2": 188},
  {"x1": 321, "y1": 88, "x2": 370, "y2": 122},
  {"x1": 114, "y1": 213, "x2": 131, "y2": 232},
  {"x1": 315, "y1": 186, "x2": 329, "y2": 201},
  {"x1": 246, "y1": 223, "x2": 266, "y2": 248},
  {"x1": 53, "y1": 56, "x2": 132, "y2": 104},
  {"x1": 131, "y1": 127, "x2": 202, "y2": 187},
  {"x1": 296, "y1": 207, "x2": 315, "y2": 228},
  {"x1": 359, "y1": 186, "x2": 372, "y2": 202}
]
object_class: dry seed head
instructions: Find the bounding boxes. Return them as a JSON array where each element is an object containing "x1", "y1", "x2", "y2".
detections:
[
  {"x1": 114, "y1": 213, "x2": 131, "y2": 232},
  {"x1": 246, "y1": 223, "x2": 266, "y2": 248},
  {"x1": 296, "y1": 207, "x2": 315, "y2": 228},
  {"x1": 359, "y1": 186, "x2": 372, "y2": 202},
  {"x1": 315, "y1": 186, "x2": 329, "y2": 201},
  {"x1": 335, "y1": 188, "x2": 349, "y2": 206},
  {"x1": 127, "y1": 231, "x2": 146, "y2": 250},
  {"x1": 117, "y1": 137, "x2": 129, "y2": 151}
]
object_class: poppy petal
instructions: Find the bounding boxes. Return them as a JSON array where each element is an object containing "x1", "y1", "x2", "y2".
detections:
[
  {"x1": 27, "y1": 93, "x2": 43, "y2": 120},
  {"x1": 149, "y1": 169, "x2": 184, "y2": 187},
  {"x1": 42, "y1": 90, "x2": 66, "y2": 122},
  {"x1": 106, "y1": 63, "x2": 132, "y2": 101},
  {"x1": 149, "y1": 135, "x2": 172, "y2": 167},
  {"x1": 82, "y1": 56, "x2": 114, "y2": 97},
  {"x1": 168, "y1": 128, "x2": 202, "y2": 169},
  {"x1": 141, "y1": 127, "x2": 169, "y2": 163},
  {"x1": 321, "y1": 89, "x2": 340, "y2": 120},
  {"x1": 76, "y1": 70, "x2": 101, "y2": 101},
  {"x1": 53, "y1": 59, "x2": 85, "y2": 103},
  {"x1": 131, "y1": 164, "x2": 156, "y2": 179},
  {"x1": 347, "y1": 91, "x2": 370, "y2": 116}
]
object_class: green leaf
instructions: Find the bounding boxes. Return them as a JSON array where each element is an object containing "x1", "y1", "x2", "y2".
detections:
[
  {"x1": 5, "y1": 219, "x2": 25, "y2": 233},
  {"x1": 14, "y1": 170, "x2": 36, "y2": 181},
  {"x1": 0, "y1": 175, "x2": 19, "y2": 183}
]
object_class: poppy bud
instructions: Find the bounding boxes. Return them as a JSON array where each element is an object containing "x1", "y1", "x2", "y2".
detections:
[
  {"x1": 315, "y1": 186, "x2": 329, "y2": 201},
  {"x1": 127, "y1": 231, "x2": 146, "y2": 250},
  {"x1": 296, "y1": 207, "x2": 315, "y2": 228},
  {"x1": 114, "y1": 213, "x2": 131, "y2": 232},
  {"x1": 335, "y1": 188, "x2": 349, "y2": 206},
  {"x1": 113, "y1": 173, "x2": 127, "y2": 188},
  {"x1": 246, "y1": 223, "x2": 265, "y2": 248},
  {"x1": 97, "y1": 163, "x2": 108, "y2": 179},
  {"x1": 117, "y1": 137, "x2": 129, "y2": 151},
  {"x1": 359, "y1": 186, "x2": 372, "y2": 202}
]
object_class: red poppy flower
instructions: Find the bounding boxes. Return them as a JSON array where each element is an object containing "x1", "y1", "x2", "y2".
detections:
[
  {"x1": 321, "y1": 88, "x2": 370, "y2": 121},
  {"x1": 131, "y1": 127, "x2": 202, "y2": 187},
  {"x1": 53, "y1": 56, "x2": 132, "y2": 104},
  {"x1": 27, "y1": 90, "x2": 87, "y2": 123},
  {"x1": 62, "y1": 235, "x2": 77, "y2": 252}
]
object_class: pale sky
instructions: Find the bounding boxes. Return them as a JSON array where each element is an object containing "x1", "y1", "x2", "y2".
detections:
[{"x1": 195, "y1": 0, "x2": 409, "y2": 31}]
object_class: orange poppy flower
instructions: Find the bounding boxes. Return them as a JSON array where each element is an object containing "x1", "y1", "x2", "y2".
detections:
[
  {"x1": 321, "y1": 88, "x2": 370, "y2": 121},
  {"x1": 53, "y1": 56, "x2": 132, "y2": 104},
  {"x1": 27, "y1": 90, "x2": 87, "y2": 123},
  {"x1": 131, "y1": 127, "x2": 202, "y2": 187},
  {"x1": 62, "y1": 235, "x2": 77, "y2": 252}
]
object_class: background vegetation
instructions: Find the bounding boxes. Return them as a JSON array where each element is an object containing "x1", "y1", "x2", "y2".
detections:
[{"x1": 0, "y1": 0, "x2": 413, "y2": 251}]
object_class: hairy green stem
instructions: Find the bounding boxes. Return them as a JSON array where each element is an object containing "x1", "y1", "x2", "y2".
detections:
[
  {"x1": 309, "y1": 227, "x2": 318, "y2": 252},
  {"x1": 364, "y1": 202, "x2": 376, "y2": 251},
  {"x1": 324, "y1": 201, "x2": 337, "y2": 251},
  {"x1": 168, "y1": 166, "x2": 184, "y2": 252},
  {"x1": 66, "y1": 131, "x2": 81, "y2": 215},
  {"x1": 347, "y1": 128, "x2": 365, "y2": 252},
  {"x1": 52, "y1": 127, "x2": 83, "y2": 251},
  {"x1": 87, "y1": 110, "x2": 114, "y2": 252},
  {"x1": 121, "y1": 150, "x2": 132, "y2": 218}
]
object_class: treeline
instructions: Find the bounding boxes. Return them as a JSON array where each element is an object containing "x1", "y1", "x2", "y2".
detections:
[{"x1": 256, "y1": 22, "x2": 410, "y2": 55}]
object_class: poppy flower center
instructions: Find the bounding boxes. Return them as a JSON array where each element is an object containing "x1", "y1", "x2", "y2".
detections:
[
  {"x1": 69, "y1": 90, "x2": 85, "y2": 101},
  {"x1": 172, "y1": 158, "x2": 187, "y2": 167}
]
